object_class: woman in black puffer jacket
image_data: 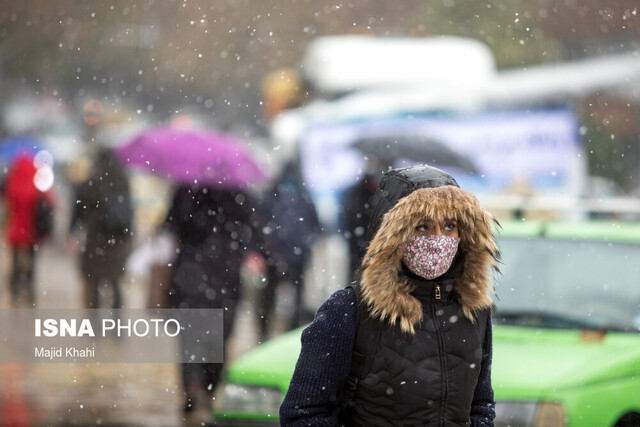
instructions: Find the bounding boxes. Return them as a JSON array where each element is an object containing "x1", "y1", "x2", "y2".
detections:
[{"x1": 280, "y1": 165, "x2": 499, "y2": 426}]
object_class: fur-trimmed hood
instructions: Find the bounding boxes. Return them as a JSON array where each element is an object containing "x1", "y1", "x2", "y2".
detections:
[{"x1": 359, "y1": 166, "x2": 499, "y2": 334}]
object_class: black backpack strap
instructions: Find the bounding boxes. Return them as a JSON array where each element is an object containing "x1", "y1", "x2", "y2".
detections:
[{"x1": 340, "y1": 284, "x2": 383, "y2": 412}]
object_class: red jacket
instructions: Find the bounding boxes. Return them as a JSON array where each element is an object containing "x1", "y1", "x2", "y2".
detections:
[{"x1": 3, "y1": 156, "x2": 53, "y2": 248}]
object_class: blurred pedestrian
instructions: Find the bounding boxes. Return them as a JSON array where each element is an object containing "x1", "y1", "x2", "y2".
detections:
[
  {"x1": 163, "y1": 184, "x2": 258, "y2": 415},
  {"x1": 261, "y1": 68, "x2": 306, "y2": 123},
  {"x1": 1, "y1": 155, "x2": 55, "y2": 307},
  {"x1": 68, "y1": 147, "x2": 133, "y2": 309},
  {"x1": 339, "y1": 170, "x2": 380, "y2": 283},
  {"x1": 255, "y1": 161, "x2": 320, "y2": 341},
  {"x1": 280, "y1": 165, "x2": 498, "y2": 426}
]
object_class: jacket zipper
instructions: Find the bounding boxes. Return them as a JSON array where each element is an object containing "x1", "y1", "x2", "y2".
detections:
[{"x1": 432, "y1": 302, "x2": 448, "y2": 426}]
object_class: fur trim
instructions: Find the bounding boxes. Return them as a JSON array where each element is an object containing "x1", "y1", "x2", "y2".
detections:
[{"x1": 359, "y1": 186, "x2": 498, "y2": 334}]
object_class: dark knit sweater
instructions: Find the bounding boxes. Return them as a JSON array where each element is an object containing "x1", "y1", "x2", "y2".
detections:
[{"x1": 279, "y1": 288, "x2": 496, "y2": 426}]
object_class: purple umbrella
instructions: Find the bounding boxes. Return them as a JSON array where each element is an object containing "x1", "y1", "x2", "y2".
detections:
[{"x1": 115, "y1": 127, "x2": 265, "y2": 189}]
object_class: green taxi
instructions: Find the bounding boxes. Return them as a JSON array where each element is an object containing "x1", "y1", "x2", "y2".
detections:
[{"x1": 214, "y1": 220, "x2": 640, "y2": 426}]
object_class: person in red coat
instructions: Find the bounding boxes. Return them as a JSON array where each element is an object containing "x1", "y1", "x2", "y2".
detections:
[{"x1": 1, "y1": 155, "x2": 53, "y2": 307}]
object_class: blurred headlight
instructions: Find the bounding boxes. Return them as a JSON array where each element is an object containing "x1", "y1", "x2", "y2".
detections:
[
  {"x1": 495, "y1": 401, "x2": 565, "y2": 427},
  {"x1": 219, "y1": 383, "x2": 282, "y2": 415}
]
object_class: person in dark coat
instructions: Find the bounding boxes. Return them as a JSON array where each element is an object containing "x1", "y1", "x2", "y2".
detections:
[
  {"x1": 339, "y1": 171, "x2": 380, "y2": 283},
  {"x1": 2, "y1": 155, "x2": 55, "y2": 307},
  {"x1": 280, "y1": 165, "x2": 498, "y2": 426},
  {"x1": 69, "y1": 148, "x2": 133, "y2": 309},
  {"x1": 255, "y1": 161, "x2": 320, "y2": 341},
  {"x1": 164, "y1": 184, "x2": 257, "y2": 414}
]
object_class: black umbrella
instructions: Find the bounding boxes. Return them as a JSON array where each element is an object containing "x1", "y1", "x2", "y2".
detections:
[{"x1": 353, "y1": 135, "x2": 479, "y2": 174}]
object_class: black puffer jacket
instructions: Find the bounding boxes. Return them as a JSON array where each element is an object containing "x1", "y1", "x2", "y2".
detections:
[{"x1": 343, "y1": 277, "x2": 489, "y2": 426}]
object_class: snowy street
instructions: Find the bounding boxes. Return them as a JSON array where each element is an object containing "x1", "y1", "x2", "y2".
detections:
[{"x1": 0, "y1": 237, "x2": 266, "y2": 426}]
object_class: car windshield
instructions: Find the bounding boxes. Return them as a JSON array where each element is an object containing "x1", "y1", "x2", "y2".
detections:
[{"x1": 495, "y1": 236, "x2": 640, "y2": 332}]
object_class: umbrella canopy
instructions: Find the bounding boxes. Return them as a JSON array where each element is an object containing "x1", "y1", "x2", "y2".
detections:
[
  {"x1": 115, "y1": 127, "x2": 265, "y2": 189},
  {"x1": 0, "y1": 135, "x2": 42, "y2": 168},
  {"x1": 353, "y1": 135, "x2": 479, "y2": 174}
]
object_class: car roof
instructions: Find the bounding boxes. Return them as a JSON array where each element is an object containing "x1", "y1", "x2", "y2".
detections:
[{"x1": 497, "y1": 219, "x2": 640, "y2": 243}]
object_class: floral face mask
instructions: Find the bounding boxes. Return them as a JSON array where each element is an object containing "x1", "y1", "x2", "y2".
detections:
[{"x1": 402, "y1": 234, "x2": 460, "y2": 280}]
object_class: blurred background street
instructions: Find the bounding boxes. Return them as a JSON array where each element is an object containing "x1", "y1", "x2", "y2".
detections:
[
  {"x1": 0, "y1": 231, "x2": 278, "y2": 426},
  {"x1": 0, "y1": 238, "x2": 182, "y2": 425}
]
